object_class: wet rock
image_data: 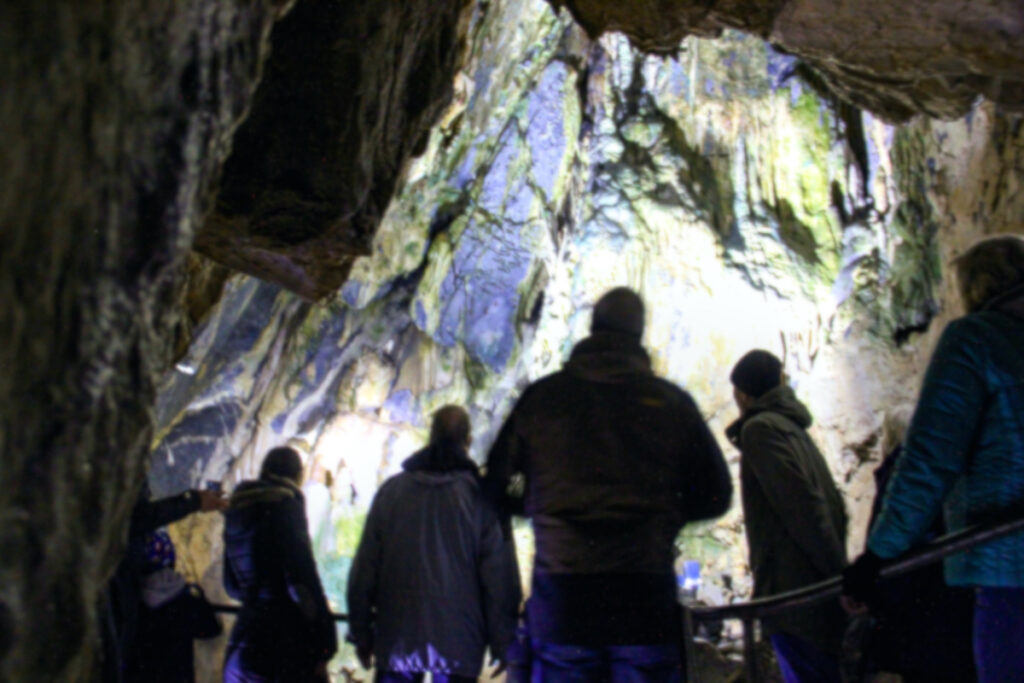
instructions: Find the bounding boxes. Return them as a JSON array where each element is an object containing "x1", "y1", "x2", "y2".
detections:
[
  {"x1": 549, "y1": 0, "x2": 1024, "y2": 121},
  {"x1": 0, "y1": 2, "x2": 296, "y2": 678},
  {"x1": 151, "y1": 5, "x2": 1024, "y2": 680},
  {"x1": 195, "y1": 0, "x2": 476, "y2": 299}
]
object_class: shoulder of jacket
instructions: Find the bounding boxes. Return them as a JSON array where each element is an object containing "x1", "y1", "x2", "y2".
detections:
[{"x1": 739, "y1": 411, "x2": 788, "y2": 439}]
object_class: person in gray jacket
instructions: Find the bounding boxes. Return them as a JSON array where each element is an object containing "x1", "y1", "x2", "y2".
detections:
[
  {"x1": 347, "y1": 405, "x2": 521, "y2": 683},
  {"x1": 726, "y1": 350, "x2": 847, "y2": 683}
]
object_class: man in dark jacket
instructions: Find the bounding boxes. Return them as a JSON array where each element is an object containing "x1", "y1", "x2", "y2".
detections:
[
  {"x1": 102, "y1": 483, "x2": 226, "y2": 682},
  {"x1": 726, "y1": 350, "x2": 847, "y2": 683},
  {"x1": 485, "y1": 287, "x2": 733, "y2": 681},
  {"x1": 222, "y1": 447, "x2": 337, "y2": 682},
  {"x1": 347, "y1": 406, "x2": 521, "y2": 683}
]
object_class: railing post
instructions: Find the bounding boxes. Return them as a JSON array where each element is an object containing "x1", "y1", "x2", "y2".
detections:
[
  {"x1": 681, "y1": 604, "x2": 696, "y2": 682},
  {"x1": 742, "y1": 617, "x2": 760, "y2": 683}
]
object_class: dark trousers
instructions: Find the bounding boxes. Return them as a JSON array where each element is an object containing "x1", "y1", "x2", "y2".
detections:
[
  {"x1": 223, "y1": 647, "x2": 323, "y2": 683},
  {"x1": 974, "y1": 586, "x2": 1024, "y2": 683},
  {"x1": 375, "y1": 672, "x2": 475, "y2": 683},
  {"x1": 527, "y1": 641, "x2": 681, "y2": 683},
  {"x1": 769, "y1": 633, "x2": 840, "y2": 683}
]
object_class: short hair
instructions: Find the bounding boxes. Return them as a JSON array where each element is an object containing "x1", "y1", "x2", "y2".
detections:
[
  {"x1": 954, "y1": 234, "x2": 1024, "y2": 313},
  {"x1": 730, "y1": 350, "x2": 783, "y2": 399},
  {"x1": 591, "y1": 287, "x2": 645, "y2": 338},
  {"x1": 259, "y1": 446, "x2": 303, "y2": 483},
  {"x1": 429, "y1": 405, "x2": 471, "y2": 446}
]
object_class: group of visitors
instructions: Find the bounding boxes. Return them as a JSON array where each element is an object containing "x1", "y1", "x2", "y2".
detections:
[{"x1": 102, "y1": 234, "x2": 1024, "y2": 683}]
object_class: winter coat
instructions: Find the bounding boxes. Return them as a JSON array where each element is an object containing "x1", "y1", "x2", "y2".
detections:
[
  {"x1": 726, "y1": 385, "x2": 848, "y2": 655},
  {"x1": 102, "y1": 486, "x2": 203, "y2": 683},
  {"x1": 126, "y1": 569, "x2": 222, "y2": 683},
  {"x1": 222, "y1": 477, "x2": 337, "y2": 680},
  {"x1": 868, "y1": 284, "x2": 1024, "y2": 587},
  {"x1": 347, "y1": 441, "x2": 520, "y2": 678},
  {"x1": 859, "y1": 447, "x2": 976, "y2": 681},
  {"x1": 485, "y1": 332, "x2": 732, "y2": 645}
]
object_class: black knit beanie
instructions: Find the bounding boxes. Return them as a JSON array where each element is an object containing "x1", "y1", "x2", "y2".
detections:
[
  {"x1": 591, "y1": 287, "x2": 645, "y2": 338},
  {"x1": 730, "y1": 350, "x2": 782, "y2": 399}
]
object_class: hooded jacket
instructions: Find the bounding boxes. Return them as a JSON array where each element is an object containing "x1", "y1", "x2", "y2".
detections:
[
  {"x1": 726, "y1": 384, "x2": 847, "y2": 654},
  {"x1": 485, "y1": 332, "x2": 732, "y2": 645},
  {"x1": 346, "y1": 440, "x2": 520, "y2": 677},
  {"x1": 222, "y1": 476, "x2": 337, "y2": 672},
  {"x1": 869, "y1": 284, "x2": 1024, "y2": 587}
]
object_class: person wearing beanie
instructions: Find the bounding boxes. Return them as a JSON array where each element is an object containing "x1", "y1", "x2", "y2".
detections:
[
  {"x1": 485, "y1": 287, "x2": 732, "y2": 681},
  {"x1": 726, "y1": 350, "x2": 848, "y2": 683}
]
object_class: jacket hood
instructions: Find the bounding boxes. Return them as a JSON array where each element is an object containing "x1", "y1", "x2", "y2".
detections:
[
  {"x1": 565, "y1": 332, "x2": 652, "y2": 383},
  {"x1": 984, "y1": 281, "x2": 1024, "y2": 321},
  {"x1": 402, "y1": 440, "x2": 479, "y2": 475},
  {"x1": 726, "y1": 384, "x2": 813, "y2": 444},
  {"x1": 141, "y1": 567, "x2": 187, "y2": 608},
  {"x1": 228, "y1": 475, "x2": 302, "y2": 511}
]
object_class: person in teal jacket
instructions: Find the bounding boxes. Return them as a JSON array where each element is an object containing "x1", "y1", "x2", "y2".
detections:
[{"x1": 844, "y1": 234, "x2": 1024, "y2": 683}]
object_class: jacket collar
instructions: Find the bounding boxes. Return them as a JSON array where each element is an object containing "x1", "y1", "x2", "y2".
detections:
[
  {"x1": 565, "y1": 332, "x2": 652, "y2": 383},
  {"x1": 726, "y1": 384, "x2": 813, "y2": 445},
  {"x1": 228, "y1": 475, "x2": 302, "y2": 510},
  {"x1": 983, "y1": 281, "x2": 1024, "y2": 321},
  {"x1": 402, "y1": 440, "x2": 478, "y2": 474}
]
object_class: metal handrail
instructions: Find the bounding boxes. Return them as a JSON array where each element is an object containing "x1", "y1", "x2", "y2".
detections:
[
  {"x1": 205, "y1": 513, "x2": 1024, "y2": 679},
  {"x1": 210, "y1": 603, "x2": 349, "y2": 622},
  {"x1": 682, "y1": 513, "x2": 1024, "y2": 682}
]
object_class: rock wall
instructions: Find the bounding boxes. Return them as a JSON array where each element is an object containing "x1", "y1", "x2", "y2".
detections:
[
  {"x1": 195, "y1": 0, "x2": 475, "y2": 299},
  {"x1": 5, "y1": 0, "x2": 1024, "y2": 681},
  {"x1": 0, "y1": 1, "x2": 472, "y2": 679},
  {"x1": 550, "y1": 0, "x2": 1024, "y2": 121},
  {"x1": 0, "y1": 3, "x2": 293, "y2": 679},
  {"x1": 150, "y1": 0, "x2": 1023, "y2": 679}
]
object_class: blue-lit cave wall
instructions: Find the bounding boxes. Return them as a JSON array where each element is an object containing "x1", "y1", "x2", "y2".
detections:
[{"x1": 148, "y1": 0, "x2": 1024, "y2": 679}]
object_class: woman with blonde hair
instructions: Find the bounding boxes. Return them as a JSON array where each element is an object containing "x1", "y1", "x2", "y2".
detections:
[{"x1": 844, "y1": 234, "x2": 1024, "y2": 682}]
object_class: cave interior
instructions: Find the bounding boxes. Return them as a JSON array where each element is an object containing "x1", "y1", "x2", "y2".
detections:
[{"x1": 2, "y1": 0, "x2": 1024, "y2": 680}]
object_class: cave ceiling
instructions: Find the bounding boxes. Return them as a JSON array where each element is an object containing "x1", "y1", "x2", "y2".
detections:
[{"x1": 196, "y1": 0, "x2": 1024, "y2": 301}]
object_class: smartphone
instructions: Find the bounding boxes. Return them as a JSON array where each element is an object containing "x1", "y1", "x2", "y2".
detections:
[{"x1": 205, "y1": 480, "x2": 223, "y2": 493}]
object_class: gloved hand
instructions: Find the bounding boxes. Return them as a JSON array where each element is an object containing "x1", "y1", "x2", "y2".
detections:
[{"x1": 842, "y1": 550, "x2": 884, "y2": 604}]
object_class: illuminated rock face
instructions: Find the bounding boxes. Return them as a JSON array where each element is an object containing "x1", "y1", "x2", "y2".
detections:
[
  {"x1": 550, "y1": 0, "x2": 1024, "y2": 121},
  {"x1": 152, "y1": 0, "x2": 1024, "y2": 679},
  {"x1": 6, "y1": 0, "x2": 1024, "y2": 682}
]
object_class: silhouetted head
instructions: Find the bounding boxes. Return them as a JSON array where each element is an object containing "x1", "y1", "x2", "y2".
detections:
[
  {"x1": 730, "y1": 350, "x2": 783, "y2": 411},
  {"x1": 591, "y1": 287, "x2": 645, "y2": 339},
  {"x1": 259, "y1": 446, "x2": 304, "y2": 485},
  {"x1": 429, "y1": 405, "x2": 472, "y2": 448},
  {"x1": 953, "y1": 234, "x2": 1024, "y2": 312}
]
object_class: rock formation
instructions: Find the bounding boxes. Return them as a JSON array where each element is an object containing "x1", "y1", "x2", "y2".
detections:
[
  {"x1": 3, "y1": 0, "x2": 1024, "y2": 680},
  {"x1": 0, "y1": 1, "x2": 471, "y2": 679},
  {"x1": 550, "y1": 0, "x2": 1024, "y2": 121},
  {"x1": 150, "y1": 1, "x2": 1024, "y2": 679}
]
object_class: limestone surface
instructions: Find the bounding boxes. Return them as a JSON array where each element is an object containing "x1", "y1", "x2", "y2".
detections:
[
  {"x1": 550, "y1": 0, "x2": 1024, "y2": 121},
  {"x1": 149, "y1": 1, "x2": 1024, "y2": 679}
]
